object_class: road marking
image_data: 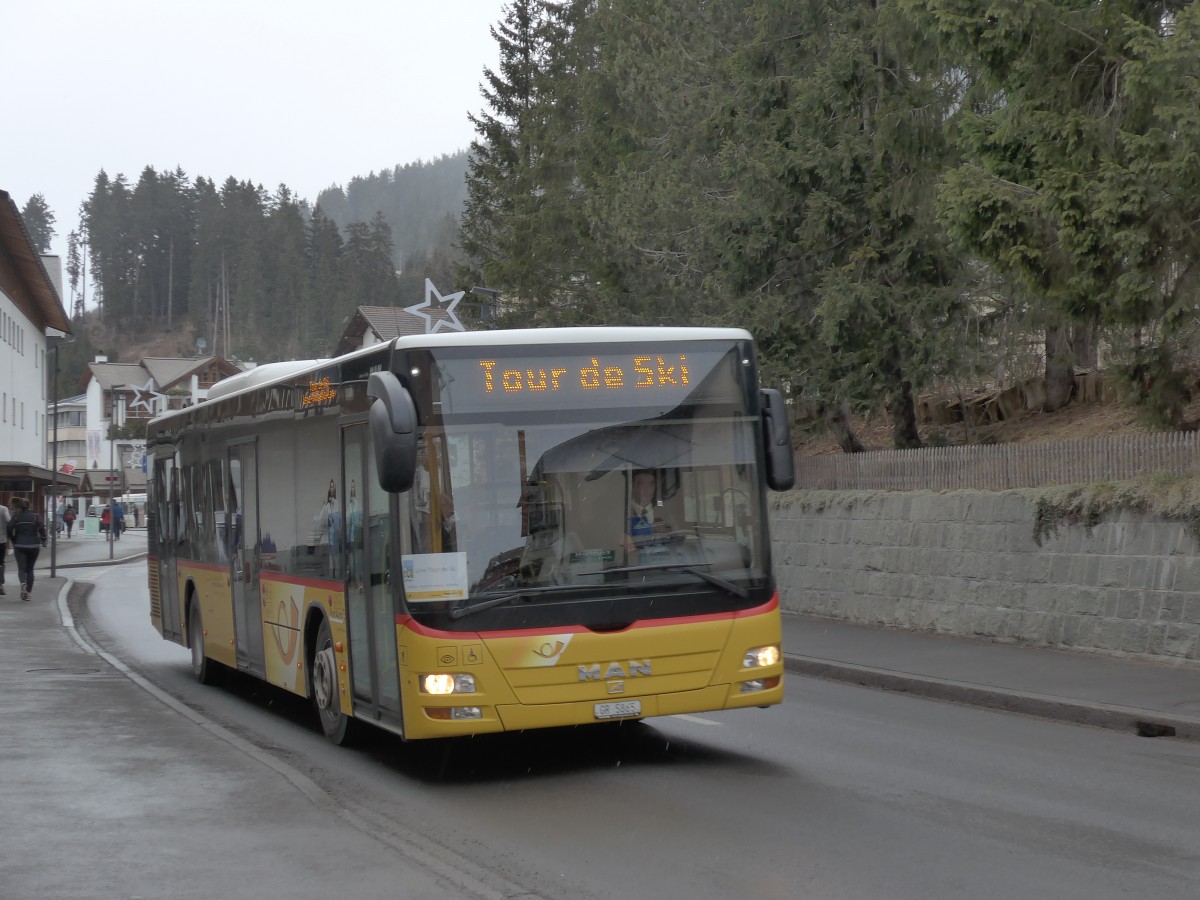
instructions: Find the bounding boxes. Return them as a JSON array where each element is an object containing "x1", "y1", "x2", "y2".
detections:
[{"x1": 672, "y1": 714, "x2": 723, "y2": 726}]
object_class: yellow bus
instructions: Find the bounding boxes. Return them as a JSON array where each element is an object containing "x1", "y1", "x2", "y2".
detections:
[{"x1": 147, "y1": 327, "x2": 794, "y2": 743}]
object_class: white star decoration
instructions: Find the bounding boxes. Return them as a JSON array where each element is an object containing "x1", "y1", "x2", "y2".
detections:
[
  {"x1": 404, "y1": 278, "x2": 466, "y2": 334},
  {"x1": 128, "y1": 378, "x2": 167, "y2": 415}
]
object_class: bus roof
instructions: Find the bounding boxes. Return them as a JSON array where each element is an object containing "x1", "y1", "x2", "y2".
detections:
[
  {"x1": 390, "y1": 325, "x2": 752, "y2": 349},
  {"x1": 156, "y1": 326, "x2": 755, "y2": 421}
]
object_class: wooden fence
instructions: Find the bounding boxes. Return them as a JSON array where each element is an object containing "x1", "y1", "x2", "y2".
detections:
[{"x1": 794, "y1": 431, "x2": 1200, "y2": 491}]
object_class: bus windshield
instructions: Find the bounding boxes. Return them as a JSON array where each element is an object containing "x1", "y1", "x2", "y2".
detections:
[{"x1": 398, "y1": 340, "x2": 771, "y2": 627}]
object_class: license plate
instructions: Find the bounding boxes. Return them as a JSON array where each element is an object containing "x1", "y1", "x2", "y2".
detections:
[{"x1": 594, "y1": 700, "x2": 642, "y2": 720}]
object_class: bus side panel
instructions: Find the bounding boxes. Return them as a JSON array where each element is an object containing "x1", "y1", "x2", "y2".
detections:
[
  {"x1": 178, "y1": 562, "x2": 237, "y2": 668},
  {"x1": 258, "y1": 573, "x2": 345, "y2": 703},
  {"x1": 260, "y1": 574, "x2": 307, "y2": 695}
]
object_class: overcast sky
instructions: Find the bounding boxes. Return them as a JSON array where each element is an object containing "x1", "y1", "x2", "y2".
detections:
[{"x1": 4, "y1": 0, "x2": 507, "y2": 270}]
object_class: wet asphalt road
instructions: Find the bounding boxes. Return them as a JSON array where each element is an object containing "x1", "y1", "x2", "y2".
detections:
[{"x1": 60, "y1": 562, "x2": 1200, "y2": 899}]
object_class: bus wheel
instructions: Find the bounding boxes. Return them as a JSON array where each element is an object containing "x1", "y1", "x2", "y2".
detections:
[
  {"x1": 313, "y1": 618, "x2": 355, "y2": 745},
  {"x1": 189, "y1": 603, "x2": 219, "y2": 685}
]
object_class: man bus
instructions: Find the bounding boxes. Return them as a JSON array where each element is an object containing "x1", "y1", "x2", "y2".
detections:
[{"x1": 146, "y1": 327, "x2": 794, "y2": 743}]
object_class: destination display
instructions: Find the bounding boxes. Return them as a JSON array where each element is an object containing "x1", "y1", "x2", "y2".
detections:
[{"x1": 432, "y1": 345, "x2": 738, "y2": 416}]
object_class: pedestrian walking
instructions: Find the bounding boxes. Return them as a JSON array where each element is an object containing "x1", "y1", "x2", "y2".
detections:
[
  {"x1": 6, "y1": 498, "x2": 47, "y2": 601},
  {"x1": 0, "y1": 500, "x2": 9, "y2": 597},
  {"x1": 112, "y1": 500, "x2": 126, "y2": 540},
  {"x1": 63, "y1": 504, "x2": 76, "y2": 538}
]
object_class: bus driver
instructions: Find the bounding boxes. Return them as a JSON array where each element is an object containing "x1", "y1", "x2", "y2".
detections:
[{"x1": 623, "y1": 469, "x2": 671, "y2": 561}]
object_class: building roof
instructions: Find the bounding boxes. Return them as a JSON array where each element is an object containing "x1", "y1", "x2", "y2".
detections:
[
  {"x1": 0, "y1": 189, "x2": 71, "y2": 334},
  {"x1": 142, "y1": 356, "x2": 242, "y2": 390},
  {"x1": 334, "y1": 305, "x2": 429, "y2": 356},
  {"x1": 88, "y1": 362, "x2": 148, "y2": 392},
  {"x1": 88, "y1": 356, "x2": 242, "y2": 393}
]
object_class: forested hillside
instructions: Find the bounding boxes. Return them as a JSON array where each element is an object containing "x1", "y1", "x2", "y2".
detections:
[
  {"x1": 457, "y1": 0, "x2": 1200, "y2": 450},
  {"x1": 316, "y1": 153, "x2": 470, "y2": 264},
  {"x1": 51, "y1": 154, "x2": 471, "y2": 370}
]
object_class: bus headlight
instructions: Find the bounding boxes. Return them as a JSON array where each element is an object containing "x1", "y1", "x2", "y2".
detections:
[
  {"x1": 421, "y1": 673, "x2": 477, "y2": 695},
  {"x1": 742, "y1": 645, "x2": 780, "y2": 668}
]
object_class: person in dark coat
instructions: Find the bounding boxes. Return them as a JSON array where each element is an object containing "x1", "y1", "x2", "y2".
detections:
[{"x1": 7, "y1": 498, "x2": 47, "y2": 601}]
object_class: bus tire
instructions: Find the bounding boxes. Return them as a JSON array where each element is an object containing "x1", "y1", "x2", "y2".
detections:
[
  {"x1": 189, "y1": 603, "x2": 220, "y2": 685},
  {"x1": 312, "y1": 617, "x2": 356, "y2": 745}
]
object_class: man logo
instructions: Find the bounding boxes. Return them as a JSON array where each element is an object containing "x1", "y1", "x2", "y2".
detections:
[{"x1": 579, "y1": 660, "x2": 651, "y2": 681}]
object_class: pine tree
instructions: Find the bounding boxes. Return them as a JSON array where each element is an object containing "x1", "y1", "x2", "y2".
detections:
[
  {"x1": 306, "y1": 205, "x2": 346, "y2": 356},
  {"x1": 263, "y1": 185, "x2": 311, "y2": 360},
  {"x1": 458, "y1": 0, "x2": 548, "y2": 320},
  {"x1": 83, "y1": 171, "x2": 137, "y2": 324},
  {"x1": 66, "y1": 229, "x2": 85, "y2": 318},
  {"x1": 20, "y1": 194, "x2": 56, "y2": 254}
]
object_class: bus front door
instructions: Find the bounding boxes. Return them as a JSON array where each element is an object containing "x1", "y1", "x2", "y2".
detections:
[
  {"x1": 228, "y1": 443, "x2": 265, "y2": 676},
  {"x1": 344, "y1": 425, "x2": 403, "y2": 730},
  {"x1": 153, "y1": 454, "x2": 182, "y2": 643}
]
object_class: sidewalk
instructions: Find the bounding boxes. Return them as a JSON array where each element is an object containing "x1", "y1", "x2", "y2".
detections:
[
  {"x1": 0, "y1": 528, "x2": 502, "y2": 898},
  {"x1": 782, "y1": 613, "x2": 1200, "y2": 741},
  {"x1": 32, "y1": 525, "x2": 149, "y2": 573}
]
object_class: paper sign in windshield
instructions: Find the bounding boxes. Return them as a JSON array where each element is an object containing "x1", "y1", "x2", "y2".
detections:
[{"x1": 402, "y1": 552, "x2": 469, "y2": 602}]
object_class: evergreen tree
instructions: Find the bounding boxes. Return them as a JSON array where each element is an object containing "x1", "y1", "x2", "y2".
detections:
[
  {"x1": 458, "y1": 0, "x2": 550, "y2": 320},
  {"x1": 263, "y1": 185, "x2": 311, "y2": 360},
  {"x1": 20, "y1": 194, "x2": 56, "y2": 254},
  {"x1": 66, "y1": 229, "x2": 85, "y2": 318},
  {"x1": 316, "y1": 154, "x2": 469, "y2": 268},
  {"x1": 83, "y1": 171, "x2": 137, "y2": 324},
  {"x1": 306, "y1": 205, "x2": 346, "y2": 357},
  {"x1": 130, "y1": 166, "x2": 195, "y2": 329},
  {"x1": 535, "y1": 0, "x2": 962, "y2": 446},
  {"x1": 188, "y1": 176, "x2": 226, "y2": 350},
  {"x1": 909, "y1": 0, "x2": 1199, "y2": 421}
]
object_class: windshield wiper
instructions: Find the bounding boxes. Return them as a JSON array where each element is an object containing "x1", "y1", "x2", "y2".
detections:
[
  {"x1": 449, "y1": 583, "x2": 599, "y2": 620},
  {"x1": 450, "y1": 589, "x2": 536, "y2": 620},
  {"x1": 602, "y1": 563, "x2": 749, "y2": 600}
]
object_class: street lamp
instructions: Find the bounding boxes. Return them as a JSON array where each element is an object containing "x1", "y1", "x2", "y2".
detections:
[
  {"x1": 108, "y1": 386, "x2": 126, "y2": 561},
  {"x1": 47, "y1": 330, "x2": 74, "y2": 578}
]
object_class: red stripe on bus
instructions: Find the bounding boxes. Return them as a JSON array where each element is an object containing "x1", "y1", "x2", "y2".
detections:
[{"x1": 259, "y1": 571, "x2": 344, "y2": 591}]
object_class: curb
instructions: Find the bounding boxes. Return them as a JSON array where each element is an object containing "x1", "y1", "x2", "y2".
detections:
[
  {"x1": 784, "y1": 654, "x2": 1200, "y2": 742},
  {"x1": 54, "y1": 551, "x2": 148, "y2": 569}
]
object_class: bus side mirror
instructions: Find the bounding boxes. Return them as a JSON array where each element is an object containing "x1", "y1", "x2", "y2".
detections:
[
  {"x1": 761, "y1": 388, "x2": 795, "y2": 491},
  {"x1": 368, "y1": 371, "x2": 418, "y2": 493}
]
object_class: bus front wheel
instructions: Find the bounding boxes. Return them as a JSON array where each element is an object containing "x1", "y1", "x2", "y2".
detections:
[
  {"x1": 189, "y1": 603, "x2": 219, "y2": 685},
  {"x1": 312, "y1": 618, "x2": 356, "y2": 745}
]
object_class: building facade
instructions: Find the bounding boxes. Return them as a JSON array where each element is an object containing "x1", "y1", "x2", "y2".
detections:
[{"x1": 0, "y1": 188, "x2": 79, "y2": 508}]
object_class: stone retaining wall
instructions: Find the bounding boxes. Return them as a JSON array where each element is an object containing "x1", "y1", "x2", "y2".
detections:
[{"x1": 769, "y1": 490, "x2": 1200, "y2": 664}]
